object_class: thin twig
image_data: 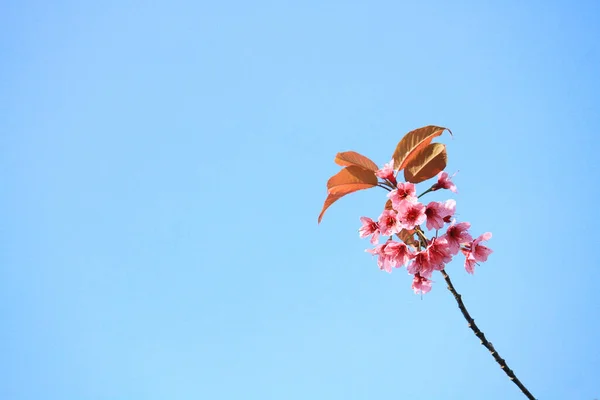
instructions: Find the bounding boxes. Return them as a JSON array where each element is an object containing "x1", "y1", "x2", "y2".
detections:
[{"x1": 440, "y1": 269, "x2": 536, "y2": 400}]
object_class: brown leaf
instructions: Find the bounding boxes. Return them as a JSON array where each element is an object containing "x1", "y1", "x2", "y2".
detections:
[
  {"x1": 384, "y1": 199, "x2": 393, "y2": 210},
  {"x1": 318, "y1": 166, "x2": 378, "y2": 223},
  {"x1": 397, "y1": 229, "x2": 417, "y2": 248},
  {"x1": 334, "y1": 151, "x2": 379, "y2": 172},
  {"x1": 392, "y1": 125, "x2": 451, "y2": 171},
  {"x1": 403, "y1": 143, "x2": 447, "y2": 183},
  {"x1": 318, "y1": 192, "x2": 345, "y2": 223},
  {"x1": 326, "y1": 166, "x2": 378, "y2": 194}
]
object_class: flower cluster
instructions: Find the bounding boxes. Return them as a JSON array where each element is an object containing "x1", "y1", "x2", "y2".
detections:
[{"x1": 359, "y1": 169, "x2": 492, "y2": 294}]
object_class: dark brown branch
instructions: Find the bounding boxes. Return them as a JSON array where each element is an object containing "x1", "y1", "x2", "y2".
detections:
[{"x1": 440, "y1": 269, "x2": 536, "y2": 400}]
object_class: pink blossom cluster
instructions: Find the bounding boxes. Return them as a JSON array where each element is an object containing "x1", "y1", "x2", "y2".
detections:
[{"x1": 359, "y1": 170, "x2": 492, "y2": 295}]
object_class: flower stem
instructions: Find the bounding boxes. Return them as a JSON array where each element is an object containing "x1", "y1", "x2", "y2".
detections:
[
  {"x1": 414, "y1": 226, "x2": 428, "y2": 248},
  {"x1": 440, "y1": 269, "x2": 536, "y2": 400},
  {"x1": 418, "y1": 187, "x2": 434, "y2": 198}
]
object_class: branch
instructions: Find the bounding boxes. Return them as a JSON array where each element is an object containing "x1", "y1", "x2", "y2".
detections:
[{"x1": 440, "y1": 269, "x2": 536, "y2": 400}]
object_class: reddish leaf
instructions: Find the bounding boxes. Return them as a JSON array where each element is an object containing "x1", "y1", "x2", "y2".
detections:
[
  {"x1": 403, "y1": 143, "x2": 447, "y2": 183},
  {"x1": 384, "y1": 199, "x2": 393, "y2": 210},
  {"x1": 318, "y1": 192, "x2": 345, "y2": 223},
  {"x1": 397, "y1": 229, "x2": 417, "y2": 249},
  {"x1": 326, "y1": 166, "x2": 378, "y2": 194},
  {"x1": 318, "y1": 166, "x2": 378, "y2": 223},
  {"x1": 334, "y1": 151, "x2": 379, "y2": 172},
  {"x1": 392, "y1": 125, "x2": 451, "y2": 171}
]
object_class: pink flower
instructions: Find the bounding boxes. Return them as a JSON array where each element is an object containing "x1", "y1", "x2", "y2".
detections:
[
  {"x1": 396, "y1": 201, "x2": 426, "y2": 230},
  {"x1": 471, "y1": 232, "x2": 493, "y2": 262},
  {"x1": 366, "y1": 241, "x2": 393, "y2": 272},
  {"x1": 411, "y1": 273, "x2": 432, "y2": 295},
  {"x1": 359, "y1": 216, "x2": 380, "y2": 244},
  {"x1": 407, "y1": 250, "x2": 432, "y2": 277},
  {"x1": 377, "y1": 209, "x2": 400, "y2": 236},
  {"x1": 383, "y1": 241, "x2": 414, "y2": 268},
  {"x1": 443, "y1": 199, "x2": 456, "y2": 217},
  {"x1": 424, "y1": 200, "x2": 456, "y2": 230},
  {"x1": 431, "y1": 171, "x2": 457, "y2": 193},
  {"x1": 444, "y1": 221, "x2": 473, "y2": 255},
  {"x1": 462, "y1": 232, "x2": 493, "y2": 274},
  {"x1": 388, "y1": 182, "x2": 417, "y2": 209},
  {"x1": 376, "y1": 160, "x2": 397, "y2": 185},
  {"x1": 426, "y1": 236, "x2": 452, "y2": 270},
  {"x1": 464, "y1": 257, "x2": 477, "y2": 274}
]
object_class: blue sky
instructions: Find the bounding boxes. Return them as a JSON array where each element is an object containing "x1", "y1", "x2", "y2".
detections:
[{"x1": 2, "y1": 0, "x2": 599, "y2": 399}]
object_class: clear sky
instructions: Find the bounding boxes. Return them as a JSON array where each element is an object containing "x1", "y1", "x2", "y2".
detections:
[{"x1": 2, "y1": 0, "x2": 599, "y2": 399}]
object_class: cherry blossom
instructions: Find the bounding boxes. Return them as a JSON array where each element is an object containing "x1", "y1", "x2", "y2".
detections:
[
  {"x1": 425, "y1": 200, "x2": 456, "y2": 230},
  {"x1": 396, "y1": 201, "x2": 426, "y2": 230},
  {"x1": 357, "y1": 160, "x2": 491, "y2": 294},
  {"x1": 462, "y1": 232, "x2": 493, "y2": 274},
  {"x1": 444, "y1": 221, "x2": 473, "y2": 255},
  {"x1": 471, "y1": 232, "x2": 493, "y2": 262},
  {"x1": 464, "y1": 256, "x2": 477, "y2": 274},
  {"x1": 383, "y1": 241, "x2": 414, "y2": 269},
  {"x1": 378, "y1": 209, "x2": 401, "y2": 236},
  {"x1": 375, "y1": 160, "x2": 397, "y2": 185},
  {"x1": 407, "y1": 250, "x2": 432, "y2": 277},
  {"x1": 388, "y1": 182, "x2": 417, "y2": 209},
  {"x1": 411, "y1": 273, "x2": 432, "y2": 295},
  {"x1": 431, "y1": 171, "x2": 457, "y2": 193},
  {"x1": 366, "y1": 241, "x2": 392, "y2": 273},
  {"x1": 359, "y1": 216, "x2": 380, "y2": 244},
  {"x1": 426, "y1": 236, "x2": 452, "y2": 270}
]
